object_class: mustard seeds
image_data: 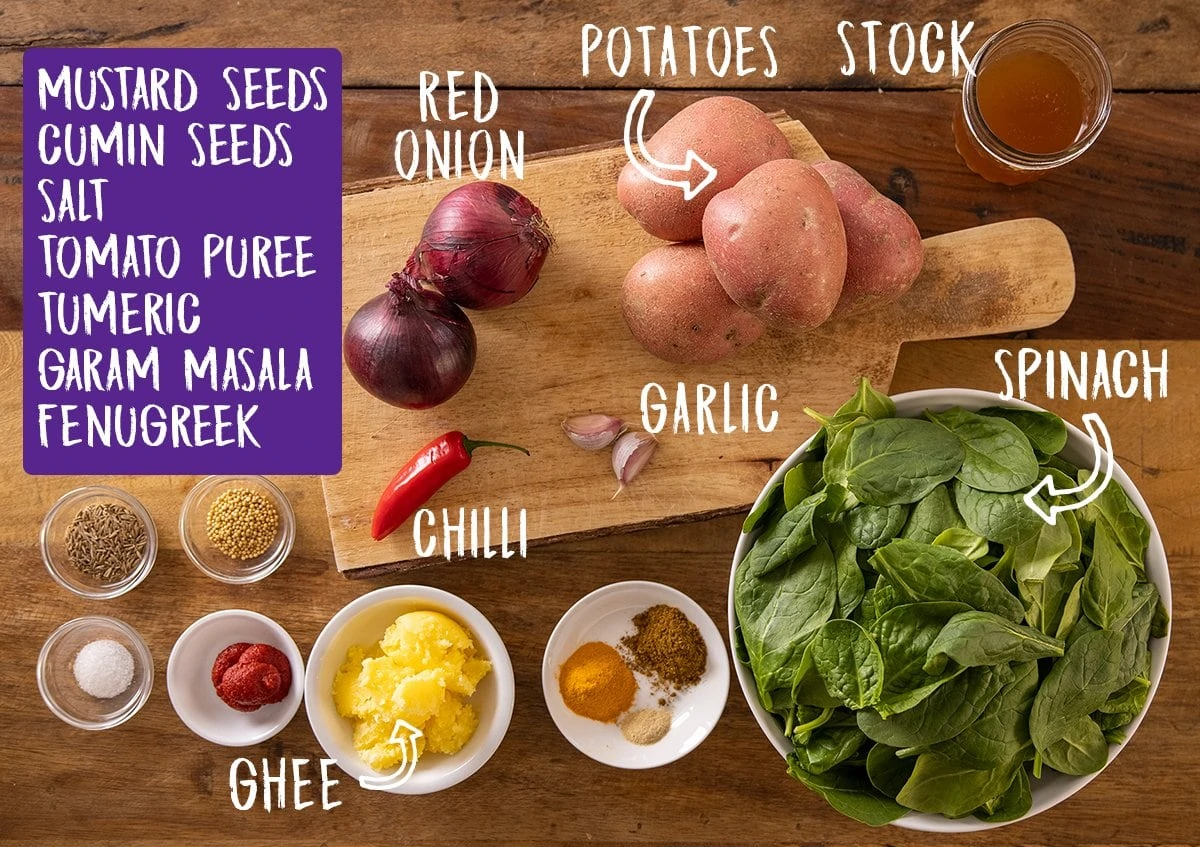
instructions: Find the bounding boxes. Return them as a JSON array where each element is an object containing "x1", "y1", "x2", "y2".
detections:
[{"x1": 205, "y1": 487, "x2": 279, "y2": 560}]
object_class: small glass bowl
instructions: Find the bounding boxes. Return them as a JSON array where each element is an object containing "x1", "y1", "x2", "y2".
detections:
[
  {"x1": 41, "y1": 486, "x2": 158, "y2": 599},
  {"x1": 38, "y1": 616, "x2": 155, "y2": 730},
  {"x1": 179, "y1": 475, "x2": 295, "y2": 584}
]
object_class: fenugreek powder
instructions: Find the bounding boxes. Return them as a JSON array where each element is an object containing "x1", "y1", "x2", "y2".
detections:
[{"x1": 205, "y1": 487, "x2": 279, "y2": 560}]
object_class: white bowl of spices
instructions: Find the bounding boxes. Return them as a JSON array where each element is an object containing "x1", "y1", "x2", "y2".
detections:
[
  {"x1": 541, "y1": 580, "x2": 729, "y2": 769},
  {"x1": 41, "y1": 485, "x2": 157, "y2": 599},
  {"x1": 37, "y1": 615, "x2": 155, "y2": 730},
  {"x1": 179, "y1": 475, "x2": 295, "y2": 584}
]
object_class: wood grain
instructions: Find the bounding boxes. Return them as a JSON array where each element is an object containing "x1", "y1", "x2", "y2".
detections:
[
  {"x1": 1, "y1": 1, "x2": 1197, "y2": 89},
  {"x1": 2, "y1": 335, "x2": 1195, "y2": 845},
  {"x1": 326, "y1": 115, "x2": 1073, "y2": 574},
  {"x1": 4, "y1": 88, "x2": 1199, "y2": 338}
]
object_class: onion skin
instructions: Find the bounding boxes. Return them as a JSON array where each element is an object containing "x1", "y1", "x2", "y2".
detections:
[
  {"x1": 414, "y1": 181, "x2": 553, "y2": 310},
  {"x1": 343, "y1": 272, "x2": 477, "y2": 410}
]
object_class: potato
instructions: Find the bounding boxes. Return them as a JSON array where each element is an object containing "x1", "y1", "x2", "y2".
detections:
[
  {"x1": 621, "y1": 243, "x2": 764, "y2": 364},
  {"x1": 812, "y1": 160, "x2": 924, "y2": 317},
  {"x1": 618, "y1": 96, "x2": 793, "y2": 242},
  {"x1": 702, "y1": 159, "x2": 846, "y2": 329}
]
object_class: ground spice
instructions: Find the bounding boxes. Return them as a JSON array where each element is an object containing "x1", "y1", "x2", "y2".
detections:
[
  {"x1": 620, "y1": 604, "x2": 707, "y2": 692},
  {"x1": 558, "y1": 641, "x2": 637, "y2": 722},
  {"x1": 620, "y1": 707, "x2": 672, "y2": 745},
  {"x1": 65, "y1": 502, "x2": 147, "y2": 582},
  {"x1": 206, "y1": 487, "x2": 279, "y2": 560}
]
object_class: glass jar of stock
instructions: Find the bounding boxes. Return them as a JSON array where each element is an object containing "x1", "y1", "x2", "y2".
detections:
[{"x1": 954, "y1": 19, "x2": 1113, "y2": 185}]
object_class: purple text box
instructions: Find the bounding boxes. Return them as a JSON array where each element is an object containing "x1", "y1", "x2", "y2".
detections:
[{"x1": 23, "y1": 48, "x2": 342, "y2": 474}]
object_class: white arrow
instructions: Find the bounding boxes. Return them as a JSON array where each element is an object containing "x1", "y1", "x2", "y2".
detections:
[
  {"x1": 357, "y1": 718, "x2": 424, "y2": 791},
  {"x1": 1023, "y1": 412, "x2": 1114, "y2": 525},
  {"x1": 623, "y1": 89, "x2": 718, "y2": 201}
]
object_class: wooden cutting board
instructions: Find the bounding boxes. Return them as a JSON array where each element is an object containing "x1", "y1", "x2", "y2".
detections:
[{"x1": 326, "y1": 117, "x2": 1075, "y2": 576}]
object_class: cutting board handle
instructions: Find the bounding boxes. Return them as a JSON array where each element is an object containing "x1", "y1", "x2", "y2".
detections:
[{"x1": 841, "y1": 218, "x2": 1076, "y2": 344}]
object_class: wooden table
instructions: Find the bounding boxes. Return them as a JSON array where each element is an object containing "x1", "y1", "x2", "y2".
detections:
[{"x1": 2, "y1": 2, "x2": 1198, "y2": 844}]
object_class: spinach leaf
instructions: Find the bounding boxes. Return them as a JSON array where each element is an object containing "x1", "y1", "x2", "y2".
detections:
[
  {"x1": 1082, "y1": 519, "x2": 1136, "y2": 630},
  {"x1": 1038, "y1": 714, "x2": 1110, "y2": 775},
  {"x1": 789, "y1": 703, "x2": 836, "y2": 743},
  {"x1": 1038, "y1": 466, "x2": 1087, "y2": 518},
  {"x1": 1011, "y1": 514, "x2": 1077, "y2": 582},
  {"x1": 783, "y1": 460, "x2": 825, "y2": 510},
  {"x1": 900, "y1": 484, "x2": 965, "y2": 544},
  {"x1": 1094, "y1": 675, "x2": 1150, "y2": 742},
  {"x1": 870, "y1": 539, "x2": 1025, "y2": 623},
  {"x1": 872, "y1": 601, "x2": 969, "y2": 716},
  {"x1": 837, "y1": 376, "x2": 897, "y2": 421},
  {"x1": 931, "y1": 527, "x2": 989, "y2": 561},
  {"x1": 1097, "y1": 675, "x2": 1150, "y2": 721},
  {"x1": 926, "y1": 407, "x2": 1039, "y2": 493},
  {"x1": 806, "y1": 378, "x2": 895, "y2": 446},
  {"x1": 1114, "y1": 582, "x2": 1158, "y2": 689},
  {"x1": 1080, "y1": 468, "x2": 1150, "y2": 568},
  {"x1": 840, "y1": 419, "x2": 965, "y2": 506},
  {"x1": 1042, "y1": 452, "x2": 1082, "y2": 478},
  {"x1": 1066, "y1": 615, "x2": 1100, "y2": 646},
  {"x1": 866, "y1": 743, "x2": 916, "y2": 798},
  {"x1": 786, "y1": 758, "x2": 909, "y2": 827},
  {"x1": 989, "y1": 545, "x2": 1018, "y2": 592},
  {"x1": 979, "y1": 406, "x2": 1068, "y2": 456},
  {"x1": 954, "y1": 481, "x2": 1045, "y2": 546},
  {"x1": 735, "y1": 538, "x2": 838, "y2": 711},
  {"x1": 1152, "y1": 594, "x2": 1171, "y2": 638},
  {"x1": 924, "y1": 612, "x2": 1064, "y2": 674},
  {"x1": 974, "y1": 766, "x2": 1032, "y2": 823},
  {"x1": 791, "y1": 644, "x2": 843, "y2": 710},
  {"x1": 1096, "y1": 716, "x2": 1134, "y2": 743},
  {"x1": 811, "y1": 619, "x2": 884, "y2": 710},
  {"x1": 1009, "y1": 514, "x2": 1079, "y2": 633},
  {"x1": 1054, "y1": 576, "x2": 1086, "y2": 641},
  {"x1": 743, "y1": 478, "x2": 784, "y2": 534},
  {"x1": 831, "y1": 526, "x2": 865, "y2": 618},
  {"x1": 930, "y1": 661, "x2": 1038, "y2": 770},
  {"x1": 822, "y1": 415, "x2": 872, "y2": 488},
  {"x1": 1029, "y1": 628, "x2": 1124, "y2": 753},
  {"x1": 1019, "y1": 561, "x2": 1082, "y2": 636},
  {"x1": 858, "y1": 665, "x2": 1011, "y2": 748},
  {"x1": 846, "y1": 502, "x2": 910, "y2": 548},
  {"x1": 896, "y1": 753, "x2": 1021, "y2": 818},
  {"x1": 792, "y1": 724, "x2": 869, "y2": 775},
  {"x1": 857, "y1": 579, "x2": 899, "y2": 631},
  {"x1": 737, "y1": 489, "x2": 828, "y2": 579}
]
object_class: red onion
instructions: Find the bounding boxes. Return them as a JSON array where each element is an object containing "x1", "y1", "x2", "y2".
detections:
[
  {"x1": 343, "y1": 271, "x2": 476, "y2": 410},
  {"x1": 413, "y1": 181, "x2": 553, "y2": 310}
]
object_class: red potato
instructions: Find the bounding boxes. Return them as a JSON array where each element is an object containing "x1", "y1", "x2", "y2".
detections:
[
  {"x1": 621, "y1": 243, "x2": 765, "y2": 364},
  {"x1": 618, "y1": 96, "x2": 794, "y2": 242},
  {"x1": 813, "y1": 160, "x2": 925, "y2": 317},
  {"x1": 702, "y1": 159, "x2": 847, "y2": 329}
]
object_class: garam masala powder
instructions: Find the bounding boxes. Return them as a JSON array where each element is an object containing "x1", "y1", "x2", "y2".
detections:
[{"x1": 620, "y1": 604, "x2": 707, "y2": 691}]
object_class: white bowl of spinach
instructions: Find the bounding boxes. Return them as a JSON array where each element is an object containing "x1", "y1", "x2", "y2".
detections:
[{"x1": 728, "y1": 381, "x2": 1171, "y2": 831}]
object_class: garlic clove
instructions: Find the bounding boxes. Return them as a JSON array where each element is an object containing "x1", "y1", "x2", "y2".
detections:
[
  {"x1": 612, "y1": 430, "x2": 658, "y2": 497},
  {"x1": 562, "y1": 413, "x2": 624, "y2": 451}
]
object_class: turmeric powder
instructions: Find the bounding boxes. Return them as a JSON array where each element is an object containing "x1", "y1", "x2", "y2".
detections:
[{"x1": 558, "y1": 641, "x2": 637, "y2": 722}]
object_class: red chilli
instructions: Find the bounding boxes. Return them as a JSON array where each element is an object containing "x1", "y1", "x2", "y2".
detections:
[{"x1": 371, "y1": 431, "x2": 530, "y2": 541}]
